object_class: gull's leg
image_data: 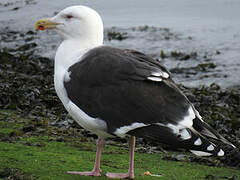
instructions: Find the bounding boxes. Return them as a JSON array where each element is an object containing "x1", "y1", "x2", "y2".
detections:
[
  {"x1": 67, "y1": 138, "x2": 104, "y2": 177},
  {"x1": 106, "y1": 136, "x2": 135, "y2": 179}
]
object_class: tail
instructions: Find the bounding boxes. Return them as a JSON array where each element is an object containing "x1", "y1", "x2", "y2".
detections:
[
  {"x1": 192, "y1": 118, "x2": 235, "y2": 148},
  {"x1": 128, "y1": 118, "x2": 235, "y2": 157}
]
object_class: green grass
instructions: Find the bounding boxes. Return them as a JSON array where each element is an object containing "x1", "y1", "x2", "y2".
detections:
[{"x1": 0, "y1": 110, "x2": 239, "y2": 179}]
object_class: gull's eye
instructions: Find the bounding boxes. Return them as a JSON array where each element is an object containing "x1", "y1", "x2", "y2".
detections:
[{"x1": 66, "y1": 15, "x2": 73, "y2": 19}]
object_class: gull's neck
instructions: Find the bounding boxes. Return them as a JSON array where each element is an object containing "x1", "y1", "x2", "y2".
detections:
[{"x1": 55, "y1": 36, "x2": 103, "y2": 70}]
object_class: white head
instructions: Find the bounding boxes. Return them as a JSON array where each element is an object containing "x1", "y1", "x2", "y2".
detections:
[{"x1": 35, "y1": 5, "x2": 104, "y2": 45}]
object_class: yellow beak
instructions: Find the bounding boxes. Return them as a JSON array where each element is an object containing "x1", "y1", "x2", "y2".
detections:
[{"x1": 35, "y1": 18, "x2": 60, "y2": 31}]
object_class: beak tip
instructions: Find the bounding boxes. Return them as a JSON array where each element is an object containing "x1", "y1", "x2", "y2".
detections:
[
  {"x1": 34, "y1": 21, "x2": 41, "y2": 31},
  {"x1": 34, "y1": 18, "x2": 52, "y2": 31}
]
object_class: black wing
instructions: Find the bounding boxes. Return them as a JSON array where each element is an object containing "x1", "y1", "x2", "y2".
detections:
[
  {"x1": 64, "y1": 46, "x2": 189, "y2": 132},
  {"x1": 64, "y1": 46, "x2": 234, "y2": 156}
]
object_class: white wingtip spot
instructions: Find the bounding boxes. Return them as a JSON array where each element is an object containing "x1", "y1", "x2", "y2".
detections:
[
  {"x1": 162, "y1": 72, "x2": 169, "y2": 78},
  {"x1": 147, "y1": 77, "x2": 162, "y2": 82},
  {"x1": 217, "y1": 149, "x2": 224, "y2": 156},
  {"x1": 190, "y1": 150, "x2": 212, "y2": 156},
  {"x1": 180, "y1": 129, "x2": 191, "y2": 140},
  {"x1": 207, "y1": 145, "x2": 214, "y2": 151},
  {"x1": 194, "y1": 138, "x2": 202, "y2": 146},
  {"x1": 151, "y1": 72, "x2": 169, "y2": 79}
]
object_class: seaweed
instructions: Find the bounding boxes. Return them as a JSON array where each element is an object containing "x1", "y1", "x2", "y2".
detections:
[{"x1": 107, "y1": 30, "x2": 128, "y2": 41}]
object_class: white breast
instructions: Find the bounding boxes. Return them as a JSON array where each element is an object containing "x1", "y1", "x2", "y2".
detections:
[{"x1": 54, "y1": 40, "x2": 111, "y2": 138}]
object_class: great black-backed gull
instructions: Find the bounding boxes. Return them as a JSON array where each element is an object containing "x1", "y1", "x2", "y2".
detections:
[{"x1": 35, "y1": 5, "x2": 235, "y2": 179}]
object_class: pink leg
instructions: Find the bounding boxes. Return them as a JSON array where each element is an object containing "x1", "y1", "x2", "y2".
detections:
[
  {"x1": 106, "y1": 136, "x2": 135, "y2": 179},
  {"x1": 67, "y1": 138, "x2": 104, "y2": 177}
]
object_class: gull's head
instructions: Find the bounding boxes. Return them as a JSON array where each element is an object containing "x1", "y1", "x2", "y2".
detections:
[{"x1": 35, "y1": 5, "x2": 103, "y2": 43}]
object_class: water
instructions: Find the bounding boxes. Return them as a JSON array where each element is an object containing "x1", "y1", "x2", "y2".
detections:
[{"x1": 0, "y1": 0, "x2": 240, "y2": 87}]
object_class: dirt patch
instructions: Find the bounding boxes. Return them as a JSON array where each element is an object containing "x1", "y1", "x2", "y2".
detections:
[{"x1": 0, "y1": 168, "x2": 34, "y2": 180}]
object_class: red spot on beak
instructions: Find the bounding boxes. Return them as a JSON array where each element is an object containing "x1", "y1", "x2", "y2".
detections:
[{"x1": 38, "y1": 25, "x2": 45, "y2": 31}]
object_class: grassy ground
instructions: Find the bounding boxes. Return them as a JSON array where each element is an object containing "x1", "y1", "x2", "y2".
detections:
[{"x1": 0, "y1": 110, "x2": 239, "y2": 180}]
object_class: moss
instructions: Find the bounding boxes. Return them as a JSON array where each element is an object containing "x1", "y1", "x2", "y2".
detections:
[
  {"x1": 198, "y1": 63, "x2": 216, "y2": 71},
  {"x1": 170, "y1": 51, "x2": 198, "y2": 60},
  {"x1": 0, "y1": 110, "x2": 239, "y2": 180},
  {"x1": 106, "y1": 28, "x2": 128, "y2": 41},
  {"x1": 160, "y1": 50, "x2": 166, "y2": 59},
  {"x1": 0, "y1": 139, "x2": 239, "y2": 180}
]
